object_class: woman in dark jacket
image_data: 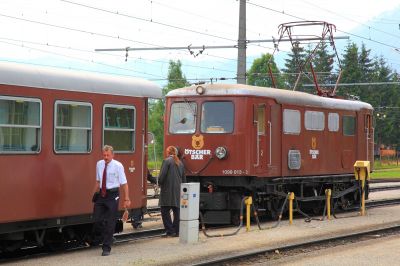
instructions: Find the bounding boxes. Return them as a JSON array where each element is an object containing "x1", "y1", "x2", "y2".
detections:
[{"x1": 158, "y1": 146, "x2": 186, "y2": 237}]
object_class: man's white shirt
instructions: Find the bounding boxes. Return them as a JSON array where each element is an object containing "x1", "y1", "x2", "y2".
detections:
[{"x1": 96, "y1": 159, "x2": 127, "y2": 189}]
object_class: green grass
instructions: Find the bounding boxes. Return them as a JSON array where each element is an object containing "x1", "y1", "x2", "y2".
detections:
[
  {"x1": 148, "y1": 160, "x2": 162, "y2": 171},
  {"x1": 372, "y1": 160, "x2": 400, "y2": 179},
  {"x1": 372, "y1": 168, "x2": 400, "y2": 179}
]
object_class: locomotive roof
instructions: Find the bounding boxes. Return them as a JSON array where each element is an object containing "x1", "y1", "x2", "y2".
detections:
[
  {"x1": 167, "y1": 84, "x2": 373, "y2": 111},
  {"x1": 0, "y1": 62, "x2": 161, "y2": 98}
]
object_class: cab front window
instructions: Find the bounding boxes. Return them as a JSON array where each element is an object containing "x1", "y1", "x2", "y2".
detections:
[
  {"x1": 201, "y1": 101, "x2": 234, "y2": 134},
  {"x1": 169, "y1": 102, "x2": 197, "y2": 134}
]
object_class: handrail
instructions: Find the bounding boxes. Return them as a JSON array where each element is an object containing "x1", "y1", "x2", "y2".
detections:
[{"x1": 268, "y1": 121, "x2": 272, "y2": 166}]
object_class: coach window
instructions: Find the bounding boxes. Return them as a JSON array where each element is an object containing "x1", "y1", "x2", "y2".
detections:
[
  {"x1": 55, "y1": 101, "x2": 92, "y2": 153},
  {"x1": 169, "y1": 102, "x2": 197, "y2": 134},
  {"x1": 343, "y1": 115, "x2": 356, "y2": 136},
  {"x1": 283, "y1": 109, "x2": 301, "y2": 134},
  {"x1": 0, "y1": 96, "x2": 41, "y2": 153},
  {"x1": 305, "y1": 111, "x2": 324, "y2": 131},
  {"x1": 328, "y1": 113, "x2": 339, "y2": 132},
  {"x1": 201, "y1": 101, "x2": 234, "y2": 133},
  {"x1": 103, "y1": 105, "x2": 135, "y2": 152}
]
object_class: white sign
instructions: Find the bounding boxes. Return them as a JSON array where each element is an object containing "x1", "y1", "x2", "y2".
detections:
[
  {"x1": 309, "y1": 149, "x2": 319, "y2": 159},
  {"x1": 184, "y1": 149, "x2": 212, "y2": 160}
]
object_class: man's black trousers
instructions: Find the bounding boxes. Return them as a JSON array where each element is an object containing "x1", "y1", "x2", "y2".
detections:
[{"x1": 93, "y1": 191, "x2": 119, "y2": 252}]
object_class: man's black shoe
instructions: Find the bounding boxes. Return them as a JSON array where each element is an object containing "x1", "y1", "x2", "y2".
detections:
[{"x1": 102, "y1": 250, "x2": 110, "y2": 256}]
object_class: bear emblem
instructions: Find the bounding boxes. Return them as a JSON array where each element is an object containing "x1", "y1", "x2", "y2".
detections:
[{"x1": 192, "y1": 134, "x2": 204, "y2": 150}]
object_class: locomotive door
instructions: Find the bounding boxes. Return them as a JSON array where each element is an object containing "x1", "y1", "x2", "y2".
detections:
[
  {"x1": 365, "y1": 114, "x2": 374, "y2": 163},
  {"x1": 254, "y1": 103, "x2": 269, "y2": 174}
]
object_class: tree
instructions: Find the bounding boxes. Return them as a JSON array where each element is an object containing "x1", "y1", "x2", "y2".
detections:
[
  {"x1": 282, "y1": 43, "x2": 309, "y2": 91},
  {"x1": 312, "y1": 41, "x2": 336, "y2": 86},
  {"x1": 247, "y1": 53, "x2": 284, "y2": 88},
  {"x1": 148, "y1": 60, "x2": 189, "y2": 162},
  {"x1": 358, "y1": 43, "x2": 374, "y2": 83},
  {"x1": 338, "y1": 42, "x2": 361, "y2": 98},
  {"x1": 370, "y1": 56, "x2": 397, "y2": 146}
]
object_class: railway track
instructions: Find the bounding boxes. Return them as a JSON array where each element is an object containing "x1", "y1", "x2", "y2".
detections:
[
  {"x1": 370, "y1": 178, "x2": 400, "y2": 183},
  {"x1": 147, "y1": 206, "x2": 161, "y2": 214},
  {"x1": 369, "y1": 185, "x2": 400, "y2": 192},
  {"x1": 114, "y1": 228, "x2": 165, "y2": 243},
  {"x1": 192, "y1": 197, "x2": 400, "y2": 265},
  {"x1": 2, "y1": 197, "x2": 399, "y2": 263},
  {"x1": 366, "y1": 198, "x2": 400, "y2": 208},
  {"x1": 0, "y1": 228, "x2": 165, "y2": 263},
  {"x1": 193, "y1": 224, "x2": 400, "y2": 265}
]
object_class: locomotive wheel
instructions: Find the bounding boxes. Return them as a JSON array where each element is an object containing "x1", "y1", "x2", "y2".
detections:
[
  {"x1": 312, "y1": 202, "x2": 323, "y2": 215},
  {"x1": 231, "y1": 211, "x2": 241, "y2": 226},
  {"x1": 269, "y1": 198, "x2": 284, "y2": 220},
  {"x1": 339, "y1": 196, "x2": 351, "y2": 210}
]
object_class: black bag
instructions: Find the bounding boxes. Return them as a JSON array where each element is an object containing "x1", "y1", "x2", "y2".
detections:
[{"x1": 92, "y1": 192, "x2": 99, "y2": 203}]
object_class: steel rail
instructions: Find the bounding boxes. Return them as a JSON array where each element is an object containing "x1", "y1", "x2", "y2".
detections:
[
  {"x1": 370, "y1": 178, "x2": 400, "y2": 183},
  {"x1": 0, "y1": 228, "x2": 165, "y2": 263},
  {"x1": 369, "y1": 185, "x2": 400, "y2": 192},
  {"x1": 114, "y1": 228, "x2": 165, "y2": 243},
  {"x1": 193, "y1": 224, "x2": 400, "y2": 266},
  {"x1": 366, "y1": 198, "x2": 400, "y2": 208}
]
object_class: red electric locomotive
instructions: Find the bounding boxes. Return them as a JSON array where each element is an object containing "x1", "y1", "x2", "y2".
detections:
[
  {"x1": 164, "y1": 83, "x2": 374, "y2": 224},
  {"x1": 0, "y1": 62, "x2": 161, "y2": 251}
]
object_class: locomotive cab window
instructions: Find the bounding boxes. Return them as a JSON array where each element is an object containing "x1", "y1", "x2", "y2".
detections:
[
  {"x1": 343, "y1": 115, "x2": 356, "y2": 136},
  {"x1": 54, "y1": 101, "x2": 92, "y2": 153},
  {"x1": 201, "y1": 101, "x2": 234, "y2": 134},
  {"x1": 0, "y1": 96, "x2": 41, "y2": 153},
  {"x1": 169, "y1": 102, "x2": 197, "y2": 134},
  {"x1": 103, "y1": 104, "x2": 135, "y2": 152},
  {"x1": 283, "y1": 109, "x2": 301, "y2": 134},
  {"x1": 328, "y1": 113, "x2": 339, "y2": 132},
  {"x1": 305, "y1": 111, "x2": 324, "y2": 131}
]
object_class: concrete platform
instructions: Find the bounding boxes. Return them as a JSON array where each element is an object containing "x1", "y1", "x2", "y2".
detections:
[
  {"x1": 268, "y1": 234, "x2": 400, "y2": 265},
  {"x1": 10, "y1": 204, "x2": 400, "y2": 266}
]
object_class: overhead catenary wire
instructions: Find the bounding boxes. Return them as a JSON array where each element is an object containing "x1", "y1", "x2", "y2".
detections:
[
  {"x1": 0, "y1": 39, "x2": 165, "y2": 79},
  {"x1": 0, "y1": 36, "x2": 237, "y2": 73},
  {"x1": 4, "y1": 38, "x2": 237, "y2": 74},
  {"x1": 1, "y1": 1, "x2": 398, "y2": 83},
  {"x1": 60, "y1": 0, "x2": 236, "y2": 42},
  {"x1": 246, "y1": 1, "x2": 400, "y2": 52},
  {"x1": 150, "y1": 0, "x2": 277, "y2": 39},
  {"x1": 299, "y1": 0, "x2": 400, "y2": 41},
  {"x1": 0, "y1": 12, "x2": 247, "y2": 65},
  {"x1": 60, "y1": 0, "x2": 274, "y2": 51}
]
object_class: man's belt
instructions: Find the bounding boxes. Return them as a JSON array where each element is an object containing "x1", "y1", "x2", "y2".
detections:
[{"x1": 101, "y1": 187, "x2": 119, "y2": 193}]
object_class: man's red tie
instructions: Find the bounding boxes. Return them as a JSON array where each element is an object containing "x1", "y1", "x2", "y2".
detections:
[{"x1": 101, "y1": 162, "x2": 108, "y2": 197}]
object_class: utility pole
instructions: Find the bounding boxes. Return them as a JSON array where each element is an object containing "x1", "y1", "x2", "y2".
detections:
[{"x1": 237, "y1": 0, "x2": 246, "y2": 84}]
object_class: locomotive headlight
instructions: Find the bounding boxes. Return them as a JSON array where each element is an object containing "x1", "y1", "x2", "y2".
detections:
[
  {"x1": 196, "y1": 85, "x2": 205, "y2": 95},
  {"x1": 215, "y1": 146, "x2": 227, "y2": 160}
]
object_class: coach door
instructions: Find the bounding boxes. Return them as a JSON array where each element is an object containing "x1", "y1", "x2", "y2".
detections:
[{"x1": 254, "y1": 103, "x2": 269, "y2": 174}]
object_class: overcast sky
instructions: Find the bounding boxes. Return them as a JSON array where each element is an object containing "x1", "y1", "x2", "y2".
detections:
[{"x1": 0, "y1": 0, "x2": 399, "y2": 85}]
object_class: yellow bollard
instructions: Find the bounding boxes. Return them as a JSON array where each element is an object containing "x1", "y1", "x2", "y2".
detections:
[
  {"x1": 245, "y1": 196, "x2": 252, "y2": 232},
  {"x1": 289, "y1": 192, "x2": 295, "y2": 225},
  {"x1": 325, "y1": 189, "x2": 331, "y2": 220},
  {"x1": 361, "y1": 177, "x2": 366, "y2": 216},
  {"x1": 354, "y1": 161, "x2": 370, "y2": 216}
]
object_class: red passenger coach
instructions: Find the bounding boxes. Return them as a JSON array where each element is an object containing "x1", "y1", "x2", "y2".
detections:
[
  {"x1": 165, "y1": 84, "x2": 374, "y2": 224},
  {"x1": 0, "y1": 62, "x2": 161, "y2": 251}
]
